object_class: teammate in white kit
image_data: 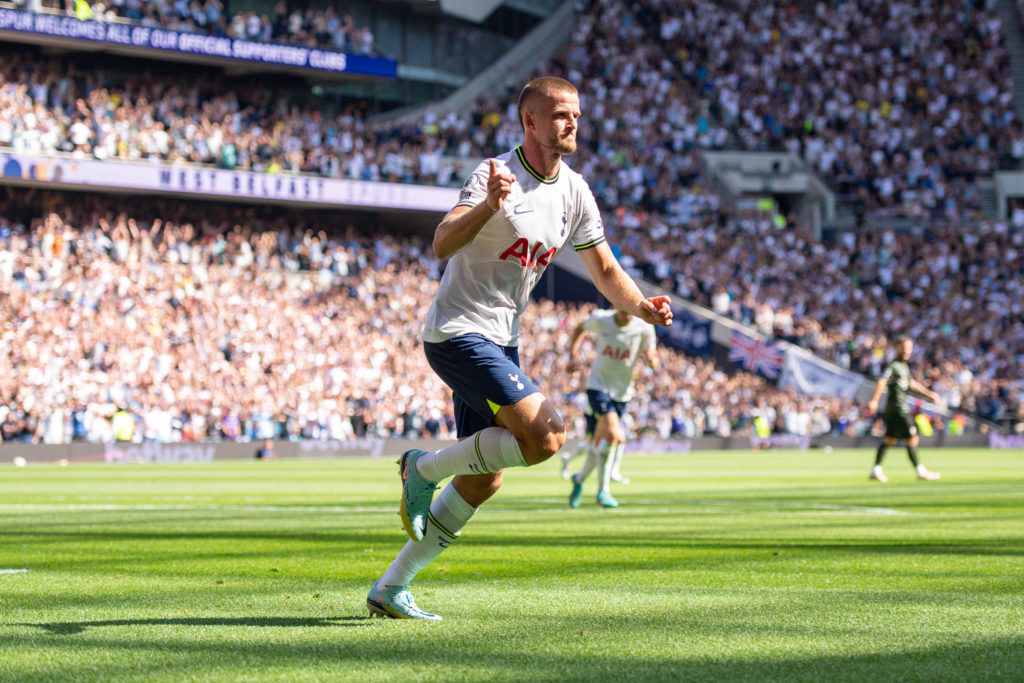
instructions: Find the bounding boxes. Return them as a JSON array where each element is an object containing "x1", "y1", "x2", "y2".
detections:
[
  {"x1": 367, "y1": 77, "x2": 674, "y2": 620},
  {"x1": 566, "y1": 308, "x2": 658, "y2": 508}
]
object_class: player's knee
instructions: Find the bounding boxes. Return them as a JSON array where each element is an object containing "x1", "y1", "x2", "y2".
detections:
[
  {"x1": 549, "y1": 428, "x2": 567, "y2": 455},
  {"x1": 522, "y1": 426, "x2": 566, "y2": 465},
  {"x1": 537, "y1": 428, "x2": 567, "y2": 461}
]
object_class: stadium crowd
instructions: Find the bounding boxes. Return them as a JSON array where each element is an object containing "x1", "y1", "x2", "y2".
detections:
[
  {"x1": 613, "y1": 204, "x2": 1024, "y2": 428},
  {"x1": 381, "y1": 0, "x2": 1016, "y2": 218},
  {"x1": 0, "y1": 47, "x2": 473, "y2": 183},
  {"x1": 630, "y1": 0, "x2": 1016, "y2": 219},
  {"x1": 489, "y1": 0, "x2": 1022, "y2": 425},
  {"x1": 3, "y1": 0, "x2": 1016, "y2": 210},
  {"x1": 0, "y1": 195, "x2": 877, "y2": 445},
  {"x1": 2, "y1": 0, "x2": 1016, "y2": 212},
  {"x1": 0, "y1": 0, "x2": 1020, "y2": 440}
]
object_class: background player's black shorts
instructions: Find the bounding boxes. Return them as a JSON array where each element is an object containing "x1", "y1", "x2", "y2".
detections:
[{"x1": 883, "y1": 412, "x2": 916, "y2": 440}]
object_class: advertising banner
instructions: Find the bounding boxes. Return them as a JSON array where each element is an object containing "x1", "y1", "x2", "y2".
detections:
[
  {"x1": 0, "y1": 9, "x2": 397, "y2": 78},
  {"x1": 989, "y1": 433, "x2": 1024, "y2": 450},
  {"x1": 778, "y1": 347, "x2": 864, "y2": 399},
  {"x1": 1, "y1": 153, "x2": 459, "y2": 212},
  {"x1": 656, "y1": 307, "x2": 711, "y2": 356}
]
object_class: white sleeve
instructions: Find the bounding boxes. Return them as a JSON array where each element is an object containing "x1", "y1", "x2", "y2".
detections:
[
  {"x1": 642, "y1": 324, "x2": 656, "y2": 352},
  {"x1": 453, "y1": 160, "x2": 491, "y2": 209},
  {"x1": 569, "y1": 182, "x2": 606, "y2": 252}
]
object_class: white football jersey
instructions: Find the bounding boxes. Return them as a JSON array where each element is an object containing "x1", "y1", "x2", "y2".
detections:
[
  {"x1": 584, "y1": 309, "x2": 656, "y2": 401},
  {"x1": 423, "y1": 146, "x2": 606, "y2": 346}
]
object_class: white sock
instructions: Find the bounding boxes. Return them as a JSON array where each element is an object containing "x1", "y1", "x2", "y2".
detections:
[
  {"x1": 916, "y1": 464, "x2": 927, "y2": 475},
  {"x1": 576, "y1": 441, "x2": 603, "y2": 483},
  {"x1": 416, "y1": 427, "x2": 526, "y2": 482},
  {"x1": 378, "y1": 482, "x2": 476, "y2": 588},
  {"x1": 597, "y1": 442, "x2": 613, "y2": 494},
  {"x1": 564, "y1": 441, "x2": 588, "y2": 463},
  {"x1": 610, "y1": 442, "x2": 626, "y2": 478},
  {"x1": 872, "y1": 465, "x2": 884, "y2": 474}
]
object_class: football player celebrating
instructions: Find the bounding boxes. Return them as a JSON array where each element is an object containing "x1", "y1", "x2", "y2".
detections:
[{"x1": 367, "y1": 77, "x2": 673, "y2": 620}]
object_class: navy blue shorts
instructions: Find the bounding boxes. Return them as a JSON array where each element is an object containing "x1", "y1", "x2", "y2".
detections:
[
  {"x1": 583, "y1": 411, "x2": 597, "y2": 437},
  {"x1": 424, "y1": 333, "x2": 541, "y2": 438},
  {"x1": 587, "y1": 389, "x2": 626, "y2": 419}
]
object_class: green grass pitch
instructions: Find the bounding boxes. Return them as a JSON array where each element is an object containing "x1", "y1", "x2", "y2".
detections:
[{"x1": 1, "y1": 447, "x2": 1022, "y2": 682}]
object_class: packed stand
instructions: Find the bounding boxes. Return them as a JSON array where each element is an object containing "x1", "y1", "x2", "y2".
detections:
[
  {"x1": 15, "y1": 0, "x2": 378, "y2": 54},
  {"x1": 372, "y1": 0, "x2": 1022, "y2": 426},
  {"x1": 472, "y1": 0, "x2": 1023, "y2": 426},
  {"x1": 628, "y1": 0, "x2": 1017, "y2": 220},
  {"x1": 0, "y1": 48, "x2": 472, "y2": 185},
  {"x1": 2, "y1": 0, "x2": 1017, "y2": 214},
  {"x1": 0, "y1": 1, "x2": 1018, "y2": 432},
  {"x1": 372, "y1": 0, "x2": 1018, "y2": 218},
  {"x1": 0, "y1": 194, "x2": 875, "y2": 445},
  {"x1": 0, "y1": 48, "x2": 448, "y2": 184},
  {"x1": 0, "y1": 194, "x2": 456, "y2": 444},
  {"x1": 608, "y1": 202, "x2": 1024, "y2": 429},
  {"x1": 525, "y1": 299, "x2": 866, "y2": 442}
]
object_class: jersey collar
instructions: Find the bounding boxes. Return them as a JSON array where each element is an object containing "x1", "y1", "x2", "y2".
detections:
[{"x1": 515, "y1": 145, "x2": 559, "y2": 184}]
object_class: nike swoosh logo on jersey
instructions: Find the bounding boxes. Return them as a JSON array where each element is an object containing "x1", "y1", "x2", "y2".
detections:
[{"x1": 513, "y1": 207, "x2": 533, "y2": 215}]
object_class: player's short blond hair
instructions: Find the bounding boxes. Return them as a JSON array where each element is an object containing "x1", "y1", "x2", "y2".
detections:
[{"x1": 516, "y1": 76, "x2": 577, "y2": 131}]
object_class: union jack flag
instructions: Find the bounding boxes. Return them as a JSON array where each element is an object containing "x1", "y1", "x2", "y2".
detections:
[{"x1": 728, "y1": 330, "x2": 783, "y2": 379}]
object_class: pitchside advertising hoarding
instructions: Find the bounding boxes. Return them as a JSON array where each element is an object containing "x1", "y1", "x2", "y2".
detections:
[
  {"x1": 0, "y1": 9, "x2": 397, "y2": 78},
  {"x1": 0, "y1": 153, "x2": 460, "y2": 212}
]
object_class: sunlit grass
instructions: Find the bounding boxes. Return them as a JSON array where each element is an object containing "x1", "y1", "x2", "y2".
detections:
[{"x1": 0, "y1": 448, "x2": 1022, "y2": 681}]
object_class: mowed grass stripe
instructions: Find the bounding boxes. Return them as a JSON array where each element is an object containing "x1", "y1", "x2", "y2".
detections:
[
  {"x1": 0, "y1": 448, "x2": 1021, "y2": 682},
  {"x1": 0, "y1": 500, "x2": 910, "y2": 515}
]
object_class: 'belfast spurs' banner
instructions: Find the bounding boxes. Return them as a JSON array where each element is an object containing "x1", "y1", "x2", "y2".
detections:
[{"x1": 1, "y1": 152, "x2": 458, "y2": 212}]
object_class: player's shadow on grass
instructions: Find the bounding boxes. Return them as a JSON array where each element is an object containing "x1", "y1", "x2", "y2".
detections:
[{"x1": 21, "y1": 616, "x2": 371, "y2": 635}]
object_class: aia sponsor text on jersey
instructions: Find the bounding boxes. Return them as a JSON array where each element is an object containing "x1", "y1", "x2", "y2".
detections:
[
  {"x1": 499, "y1": 238, "x2": 556, "y2": 270},
  {"x1": 602, "y1": 346, "x2": 632, "y2": 361}
]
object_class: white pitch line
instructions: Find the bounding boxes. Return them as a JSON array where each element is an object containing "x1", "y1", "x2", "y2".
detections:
[
  {"x1": 508, "y1": 499, "x2": 910, "y2": 516},
  {"x1": 0, "y1": 504, "x2": 392, "y2": 513},
  {"x1": 693, "y1": 500, "x2": 910, "y2": 516},
  {"x1": 0, "y1": 569, "x2": 29, "y2": 574}
]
